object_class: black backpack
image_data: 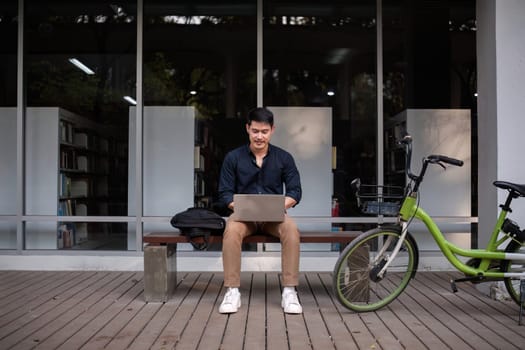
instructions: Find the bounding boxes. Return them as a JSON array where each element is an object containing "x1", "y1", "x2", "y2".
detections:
[{"x1": 170, "y1": 207, "x2": 226, "y2": 250}]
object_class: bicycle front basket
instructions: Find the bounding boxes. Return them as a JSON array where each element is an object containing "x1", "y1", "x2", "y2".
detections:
[{"x1": 356, "y1": 183, "x2": 405, "y2": 216}]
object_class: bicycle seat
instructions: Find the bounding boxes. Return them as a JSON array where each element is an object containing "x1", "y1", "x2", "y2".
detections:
[{"x1": 493, "y1": 181, "x2": 525, "y2": 196}]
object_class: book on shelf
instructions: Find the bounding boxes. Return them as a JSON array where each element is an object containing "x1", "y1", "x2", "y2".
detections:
[
  {"x1": 76, "y1": 203, "x2": 88, "y2": 216},
  {"x1": 60, "y1": 149, "x2": 77, "y2": 169},
  {"x1": 194, "y1": 146, "x2": 206, "y2": 171},
  {"x1": 57, "y1": 223, "x2": 75, "y2": 249},
  {"x1": 59, "y1": 174, "x2": 72, "y2": 197},
  {"x1": 194, "y1": 173, "x2": 206, "y2": 196},
  {"x1": 75, "y1": 223, "x2": 88, "y2": 244},
  {"x1": 73, "y1": 132, "x2": 89, "y2": 148},
  {"x1": 71, "y1": 179, "x2": 89, "y2": 197},
  {"x1": 59, "y1": 120, "x2": 74, "y2": 143},
  {"x1": 58, "y1": 199, "x2": 75, "y2": 216},
  {"x1": 76, "y1": 155, "x2": 89, "y2": 171},
  {"x1": 194, "y1": 146, "x2": 200, "y2": 169}
]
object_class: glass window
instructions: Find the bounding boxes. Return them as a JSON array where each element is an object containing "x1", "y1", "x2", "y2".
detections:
[
  {"x1": 143, "y1": 0, "x2": 257, "y2": 250},
  {"x1": 0, "y1": 1, "x2": 17, "y2": 249},
  {"x1": 382, "y1": 1, "x2": 476, "y2": 248},
  {"x1": 382, "y1": 0, "x2": 476, "y2": 187},
  {"x1": 143, "y1": 0, "x2": 257, "y2": 201},
  {"x1": 263, "y1": 0, "x2": 377, "y2": 219},
  {"x1": 24, "y1": 0, "x2": 136, "y2": 250}
]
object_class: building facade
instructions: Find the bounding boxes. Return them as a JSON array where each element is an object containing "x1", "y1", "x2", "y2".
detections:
[{"x1": 0, "y1": 0, "x2": 522, "y2": 271}]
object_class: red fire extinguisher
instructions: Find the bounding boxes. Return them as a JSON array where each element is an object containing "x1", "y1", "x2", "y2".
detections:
[{"x1": 332, "y1": 197, "x2": 339, "y2": 217}]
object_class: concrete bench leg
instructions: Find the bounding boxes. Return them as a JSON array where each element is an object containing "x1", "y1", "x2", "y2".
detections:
[{"x1": 144, "y1": 244, "x2": 177, "y2": 302}]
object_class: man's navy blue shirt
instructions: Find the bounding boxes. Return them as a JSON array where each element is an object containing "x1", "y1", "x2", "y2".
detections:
[{"x1": 218, "y1": 144, "x2": 302, "y2": 207}]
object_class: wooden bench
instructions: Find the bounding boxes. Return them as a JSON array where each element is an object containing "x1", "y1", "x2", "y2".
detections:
[{"x1": 143, "y1": 230, "x2": 360, "y2": 302}]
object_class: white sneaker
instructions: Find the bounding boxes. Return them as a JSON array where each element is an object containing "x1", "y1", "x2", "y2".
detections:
[
  {"x1": 282, "y1": 290, "x2": 303, "y2": 314},
  {"x1": 219, "y1": 288, "x2": 241, "y2": 314}
]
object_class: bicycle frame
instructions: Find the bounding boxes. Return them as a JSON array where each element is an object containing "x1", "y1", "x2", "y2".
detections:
[
  {"x1": 336, "y1": 136, "x2": 525, "y2": 314},
  {"x1": 399, "y1": 193, "x2": 525, "y2": 278}
]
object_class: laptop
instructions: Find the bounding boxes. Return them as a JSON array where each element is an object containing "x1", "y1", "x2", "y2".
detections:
[{"x1": 232, "y1": 194, "x2": 285, "y2": 222}]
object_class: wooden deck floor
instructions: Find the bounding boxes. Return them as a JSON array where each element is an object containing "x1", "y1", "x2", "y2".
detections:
[{"x1": 0, "y1": 270, "x2": 524, "y2": 349}]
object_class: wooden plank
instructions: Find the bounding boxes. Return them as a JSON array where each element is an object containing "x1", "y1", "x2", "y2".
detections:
[
  {"x1": 10, "y1": 272, "x2": 141, "y2": 350},
  {"x1": 73, "y1": 273, "x2": 145, "y2": 350},
  {"x1": 283, "y1": 306, "x2": 310, "y2": 349},
  {"x1": 0, "y1": 271, "x2": 23, "y2": 291},
  {"x1": 195, "y1": 276, "x2": 230, "y2": 350},
  {"x1": 371, "y1": 305, "x2": 427, "y2": 349},
  {"x1": 377, "y1": 275, "x2": 453, "y2": 350},
  {"x1": 0, "y1": 272, "x2": 110, "y2": 349},
  {"x1": 175, "y1": 273, "x2": 222, "y2": 350},
  {"x1": 372, "y1": 277, "x2": 446, "y2": 350},
  {"x1": 148, "y1": 273, "x2": 214, "y2": 349},
  {"x1": 386, "y1": 274, "x2": 475, "y2": 350},
  {"x1": 0, "y1": 270, "x2": 38, "y2": 288},
  {"x1": 0, "y1": 271, "x2": 82, "y2": 317},
  {"x1": 368, "y1": 274, "x2": 457, "y2": 350},
  {"x1": 128, "y1": 272, "x2": 200, "y2": 350},
  {"x1": 273, "y1": 272, "x2": 313, "y2": 350},
  {"x1": 56, "y1": 275, "x2": 145, "y2": 350},
  {"x1": 220, "y1": 272, "x2": 252, "y2": 349},
  {"x1": 0, "y1": 271, "x2": 47, "y2": 295},
  {"x1": 1, "y1": 271, "x2": 523, "y2": 350},
  {"x1": 266, "y1": 273, "x2": 290, "y2": 349},
  {"x1": 78, "y1": 289, "x2": 149, "y2": 349},
  {"x1": 439, "y1": 271, "x2": 520, "y2": 319},
  {"x1": 244, "y1": 272, "x2": 267, "y2": 349},
  {"x1": 425, "y1": 272, "x2": 525, "y2": 348},
  {"x1": 101, "y1": 295, "x2": 163, "y2": 349},
  {"x1": 412, "y1": 273, "x2": 515, "y2": 349},
  {"x1": 411, "y1": 272, "x2": 519, "y2": 350},
  {"x1": 0, "y1": 272, "x2": 98, "y2": 329},
  {"x1": 297, "y1": 274, "x2": 336, "y2": 349},
  {"x1": 34, "y1": 272, "x2": 142, "y2": 349},
  {"x1": 314, "y1": 273, "x2": 365, "y2": 349},
  {"x1": 0, "y1": 271, "x2": 68, "y2": 305},
  {"x1": 355, "y1": 307, "x2": 404, "y2": 350}
]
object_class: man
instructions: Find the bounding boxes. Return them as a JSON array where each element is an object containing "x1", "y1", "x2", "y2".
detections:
[{"x1": 217, "y1": 107, "x2": 303, "y2": 314}]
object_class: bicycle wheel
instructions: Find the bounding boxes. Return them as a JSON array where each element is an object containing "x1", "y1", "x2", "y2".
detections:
[
  {"x1": 502, "y1": 240, "x2": 525, "y2": 306},
  {"x1": 332, "y1": 226, "x2": 419, "y2": 312}
]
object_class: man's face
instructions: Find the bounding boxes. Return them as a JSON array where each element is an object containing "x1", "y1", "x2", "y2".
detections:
[{"x1": 246, "y1": 120, "x2": 274, "y2": 152}]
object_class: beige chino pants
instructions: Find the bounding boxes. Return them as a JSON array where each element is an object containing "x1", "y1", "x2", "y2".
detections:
[{"x1": 222, "y1": 215, "x2": 300, "y2": 287}]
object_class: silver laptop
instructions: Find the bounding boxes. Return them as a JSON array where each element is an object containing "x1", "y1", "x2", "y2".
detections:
[{"x1": 232, "y1": 194, "x2": 285, "y2": 222}]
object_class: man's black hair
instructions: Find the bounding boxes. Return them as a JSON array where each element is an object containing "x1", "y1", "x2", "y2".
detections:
[{"x1": 247, "y1": 107, "x2": 274, "y2": 127}]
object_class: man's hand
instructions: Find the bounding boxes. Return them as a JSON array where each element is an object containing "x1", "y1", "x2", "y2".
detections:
[{"x1": 284, "y1": 196, "x2": 297, "y2": 210}]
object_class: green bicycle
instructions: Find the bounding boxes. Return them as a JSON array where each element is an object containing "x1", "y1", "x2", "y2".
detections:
[{"x1": 333, "y1": 134, "x2": 525, "y2": 313}]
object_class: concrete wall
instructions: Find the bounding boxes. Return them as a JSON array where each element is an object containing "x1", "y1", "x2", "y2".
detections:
[{"x1": 477, "y1": 0, "x2": 525, "y2": 247}]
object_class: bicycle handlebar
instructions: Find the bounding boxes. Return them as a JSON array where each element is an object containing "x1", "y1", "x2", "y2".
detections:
[
  {"x1": 427, "y1": 154, "x2": 464, "y2": 167},
  {"x1": 398, "y1": 133, "x2": 463, "y2": 191}
]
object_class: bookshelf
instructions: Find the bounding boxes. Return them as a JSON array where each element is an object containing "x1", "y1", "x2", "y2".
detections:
[
  {"x1": 194, "y1": 119, "x2": 220, "y2": 209},
  {"x1": 25, "y1": 107, "x2": 127, "y2": 249}
]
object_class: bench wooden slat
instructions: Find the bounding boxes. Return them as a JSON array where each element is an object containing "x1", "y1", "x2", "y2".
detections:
[{"x1": 143, "y1": 231, "x2": 360, "y2": 245}]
